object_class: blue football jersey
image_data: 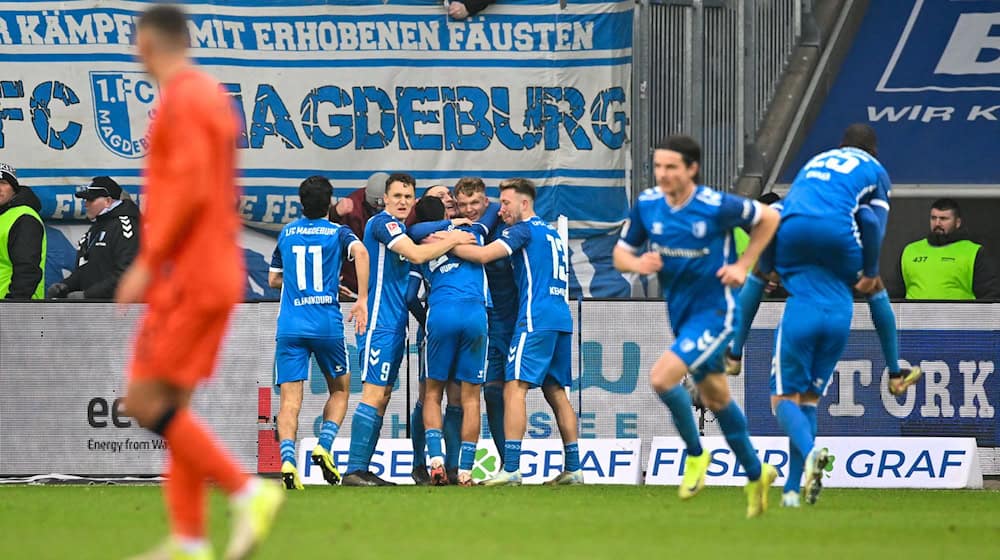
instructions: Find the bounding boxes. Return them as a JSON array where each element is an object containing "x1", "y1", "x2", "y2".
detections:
[
  {"x1": 497, "y1": 216, "x2": 572, "y2": 333},
  {"x1": 270, "y1": 218, "x2": 360, "y2": 337},
  {"x1": 485, "y1": 220, "x2": 518, "y2": 329},
  {"x1": 783, "y1": 147, "x2": 891, "y2": 227},
  {"x1": 364, "y1": 211, "x2": 411, "y2": 333},
  {"x1": 619, "y1": 186, "x2": 762, "y2": 330},
  {"x1": 418, "y1": 225, "x2": 492, "y2": 309}
]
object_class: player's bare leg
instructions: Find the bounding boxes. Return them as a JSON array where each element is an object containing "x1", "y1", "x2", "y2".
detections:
[
  {"x1": 276, "y1": 381, "x2": 304, "y2": 490},
  {"x1": 542, "y1": 382, "x2": 583, "y2": 485},
  {"x1": 457, "y1": 381, "x2": 483, "y2": 486},
  {"x1": 423, "y1": 379, "x2": 449, "y2": 485}
]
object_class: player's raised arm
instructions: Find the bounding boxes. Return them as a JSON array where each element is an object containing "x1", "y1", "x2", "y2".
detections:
[
  {"x1": 451, "y1": 239, "x2": 510, "y2": 264},
  {"x1": 391, "y1": 230, "x2": 474, "y2": 264}
]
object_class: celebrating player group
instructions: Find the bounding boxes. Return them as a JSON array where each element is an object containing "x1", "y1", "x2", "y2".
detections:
[{"x1": 114, "y1": 5, "x2": 928, "y2": 558}]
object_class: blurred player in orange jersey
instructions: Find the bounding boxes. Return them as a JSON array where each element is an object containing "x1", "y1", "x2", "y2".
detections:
[{"x1": 117, "y1": 6, "x2": 283, "y2": 560}]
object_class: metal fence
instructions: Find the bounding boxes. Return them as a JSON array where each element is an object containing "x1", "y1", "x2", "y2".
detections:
[{"x1": 633, "y1": 0, "x2": 805, "y2": 194}]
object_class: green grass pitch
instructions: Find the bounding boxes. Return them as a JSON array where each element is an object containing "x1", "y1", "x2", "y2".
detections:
[{"x1": 1, "y1": 485, "x2": 998, "y2": 559}]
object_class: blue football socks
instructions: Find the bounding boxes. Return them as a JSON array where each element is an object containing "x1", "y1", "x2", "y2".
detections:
[
  {"x1": 658, "y1": 385, "x2": 704, "y2": 457},
  {"x1": 716, "y1": 401, "x2": 762, "y2": 481}
]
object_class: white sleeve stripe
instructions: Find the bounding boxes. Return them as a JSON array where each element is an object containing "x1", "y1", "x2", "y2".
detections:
[
  {"x1": 386, "y1": 235, "x2": 404, "y2": 250},
  {"x1": 616, "y1": 239, "x2": 639, "y2": 253},
  {"x1": 268, "y1": 267, "x2": 282, "y2": 273},
  {"x1": 749, "y1": 200, "x2": 763, "y2": 226},
  {"x1": 870, "y1": 199, "x2": 890, "y2": 211},
  {"x1": 409, "y1": 271, "x2": 422, "y2": 278},
  {"x1": 497, "y1": 240, "x2": 514, "y2": 256},
  {"x1": 346, "y1": 240, "x2": 362, "y2": 261}
]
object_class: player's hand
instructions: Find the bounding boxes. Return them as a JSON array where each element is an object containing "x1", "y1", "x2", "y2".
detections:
[
  {"x1": 450, "y1": 217, "x2": 472, "y2": 227},
  {"x1": 335, "y1": 197, "x2": 354, "y2": 217},
  {"x1": 716, "y1": 264, "x2": 748, "y2": 288},
  {"x1": 349, "y1": 298, "x2": 368, "y2": 335},
  {"x1": 115, "y1": 261, "x2": 151, "y2": 305},
  {"x1": 636, "y1": 251, "x2": 663, "y2": 275},
  {"x1": 854, "y1": 275, "x2": 879, "y2": 295},
  {"x1": 339, "y1": 284, "x2": 357, "y2": 301},
  {"x1": 448, "y1": 1, "x2": 470, "y2": 19},
  {"x1": 445, "y1": 230, "x2": 475, "y2": 245}
]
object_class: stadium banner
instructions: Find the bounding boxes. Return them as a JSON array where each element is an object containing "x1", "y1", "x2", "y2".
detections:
[
  {"x1": 743, "y1": 303, "x2": 1000, "y2": 448},
  {"x1": 0, "y1": 302, "x2": 261, "y2": 476},
  {"x1": 0, "y1": 0, "x2": 635, "y2": 298},
  {"x1": 645, "y1": 436, "x2": 983, "y2": 489},
  {"x1": 296, "y1": 437, "x2": 642, "y2": 485},
  {"x1": 784, "y1": 0, "x2": 1000, "y2": 186}
]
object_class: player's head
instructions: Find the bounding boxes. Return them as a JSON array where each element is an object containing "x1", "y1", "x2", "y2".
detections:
[
  {"x1": 930, "y1": 198, "x2": 962, "y2": 236},
  {"x1": 414, "y1": 195, "x2": 446, "y2": 223},
  {"x1": 423, "y1": 185, "x2": 456, "y2": 218},
  {"x1": 384, "y1": 172, "x2": 416, "y2": 220},
  {"x1": 364, "y1": 172, "x2": 390, "y2": 209},
  {"x1": 840, "y1": 123, "x2": 878, "y2": 157},
  {"x1": 499, "y1": 178, "x2": 535, "y2": 226},
  {"x1": 653, "y1": 136, "x2": 701, "y2": 193},
  {"x1": 454, "y1": 177, "x2": 488, "y2": 221},
  {"x1": 0, "y1": 163, "x2": 19, "y2": 207},
  {"x1": 758, "y1": 192, "x2": 781, "y2": 206},
  {"x1": 137, "y1": 5, "x2": 190, "y2": 76},
  {"x1": 299, "y1": 175, "x2": 333, "y2": 219}
]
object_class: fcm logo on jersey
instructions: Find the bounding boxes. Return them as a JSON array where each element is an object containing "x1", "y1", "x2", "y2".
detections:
[{"x1": 89, "y1": 71, "x2": 158, "y2": 158}]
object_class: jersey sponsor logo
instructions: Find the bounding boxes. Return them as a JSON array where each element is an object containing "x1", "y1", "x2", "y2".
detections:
[
  {"x1": 691, "y1": 221, "x2": 706, "y2": 239},
  {"x1": 90, "y1": 71, "x2": 157, "y2": 158},
  {"x1": 650, "y1": 243, "x2": 709, "y2": 259},
  {"x1": 386, "y1": 221, "x2": 402, "y2": 236}
]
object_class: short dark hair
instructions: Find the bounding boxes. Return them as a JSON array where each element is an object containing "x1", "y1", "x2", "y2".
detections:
[
  {"x1": 299, "y1": 175, "x2": 332, "y2": 219},
  {"x1": 415, "y1": 195, "x2": 446, "y2": 222},
  {"x1": 758, "y1": 192, "x2": 781, "y2": 205},
  {"x1": 138, "y1": 5, "x2": 190, "y2": 48},
  {"x1": 385, "y1": 172, "x2": 416, "y2": 195},
  {"x1": 454, "y1": 177, "x2": 486, "y2": 198},
  {"x1": 840, "y1": 123, "x2": 878, "y2": 156},
  {"x1": 931, "y1": 198, "x2": 961, "y2": 219},
  {"x1": 499, "y1": 178, "x2": 536, "y2": 200},
  {"x1": 655, "y1": 135, "x2": 702, "y2": 182}
]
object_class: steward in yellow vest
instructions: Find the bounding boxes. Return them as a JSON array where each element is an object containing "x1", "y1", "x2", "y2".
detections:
[
  {"x1": 900, "y1": 199, "x2": 999, "y2": 300},
  {"x1": 0, "y1": 163, "x2": 46, "y2": 299}
]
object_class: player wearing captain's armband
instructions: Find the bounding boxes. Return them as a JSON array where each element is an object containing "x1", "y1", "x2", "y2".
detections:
[{"x1": 613, "y1": 136, "x2": 781, "y2": 518}]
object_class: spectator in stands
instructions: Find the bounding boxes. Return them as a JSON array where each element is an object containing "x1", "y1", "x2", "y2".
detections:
[
  {"x1": 0, "y1": 163, "x2": 46, "y2": 299},
  {"x1": 901, "y1": 198, "x2": 1000, "y2": 300},
  {"x1": 329, "y1": 172, "x2": 389, "y2": 297},
  {"x1": 47, "y1": 177, "x2": 140, "y2": 299},
  {"x1": 447, "y1": 0, "x2": 495, "y2": 20}
]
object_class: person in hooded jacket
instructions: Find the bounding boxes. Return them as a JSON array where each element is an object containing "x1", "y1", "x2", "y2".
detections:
[
  {"x1": 0, "y1": 163, "x2": 46, "y2": 299},
  {"x1": 47, "y1": 177, "x2": 140, "y2": 299}
]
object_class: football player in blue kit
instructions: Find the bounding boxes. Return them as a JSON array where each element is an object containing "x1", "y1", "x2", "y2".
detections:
[
  {"x1": 341, "y1": 173, "x2": 474, "y2": 486},
  {"x1": 409, "y1": 196, "x2": 491, "y2": 486},
  {"x1": 764, "y1": 124, "x2": 921, "y2": 507},
  {"x1": 268, "y1": 176, "x2": 369, "y2": 490},
  {"x1": 452, "y1": 178, "x2": 582, "y2": 486},
  {"x1": 613, "y1": 136, "x2": 781, "y2": 517}
]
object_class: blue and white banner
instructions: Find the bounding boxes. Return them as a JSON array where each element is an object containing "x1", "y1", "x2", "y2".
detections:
[
  {"x1": 0, "y1": 0, "x2": 633, "y2": 298},
  {"x1": 646, "y1": 436, "x2": 983, "y2": 489},
  {"x1": 784, "y1": 0, "x2": 1000, "y2": 186},
  {"x1": 295, "y1": 437, "x2": 642, "y2": 485}
]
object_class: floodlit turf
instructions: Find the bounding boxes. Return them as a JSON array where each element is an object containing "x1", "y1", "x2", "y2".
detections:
[{"x1": 1, "y1": 484, "x2": 998, "y2": 559}]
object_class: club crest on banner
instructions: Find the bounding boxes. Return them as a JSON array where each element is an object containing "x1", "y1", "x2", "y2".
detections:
[{"x1": 90, "y1": 71, "x2": 158, "y2": 159}]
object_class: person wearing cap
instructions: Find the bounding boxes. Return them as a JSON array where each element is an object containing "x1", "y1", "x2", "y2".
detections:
[
  {"x1": 47, "y1": 177, "x2": 141, "y2": 299},
  {"x1": 328, "y1": 171, "x2": 389, "y2": 297},
  {"x1": 0, "y1": 163, "x2": 46, "y2": 299}
]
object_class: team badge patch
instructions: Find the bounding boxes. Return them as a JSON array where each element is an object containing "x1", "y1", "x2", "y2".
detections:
[{"x1": 90, "y1": 71, "x2": 158, "y2": 159}]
